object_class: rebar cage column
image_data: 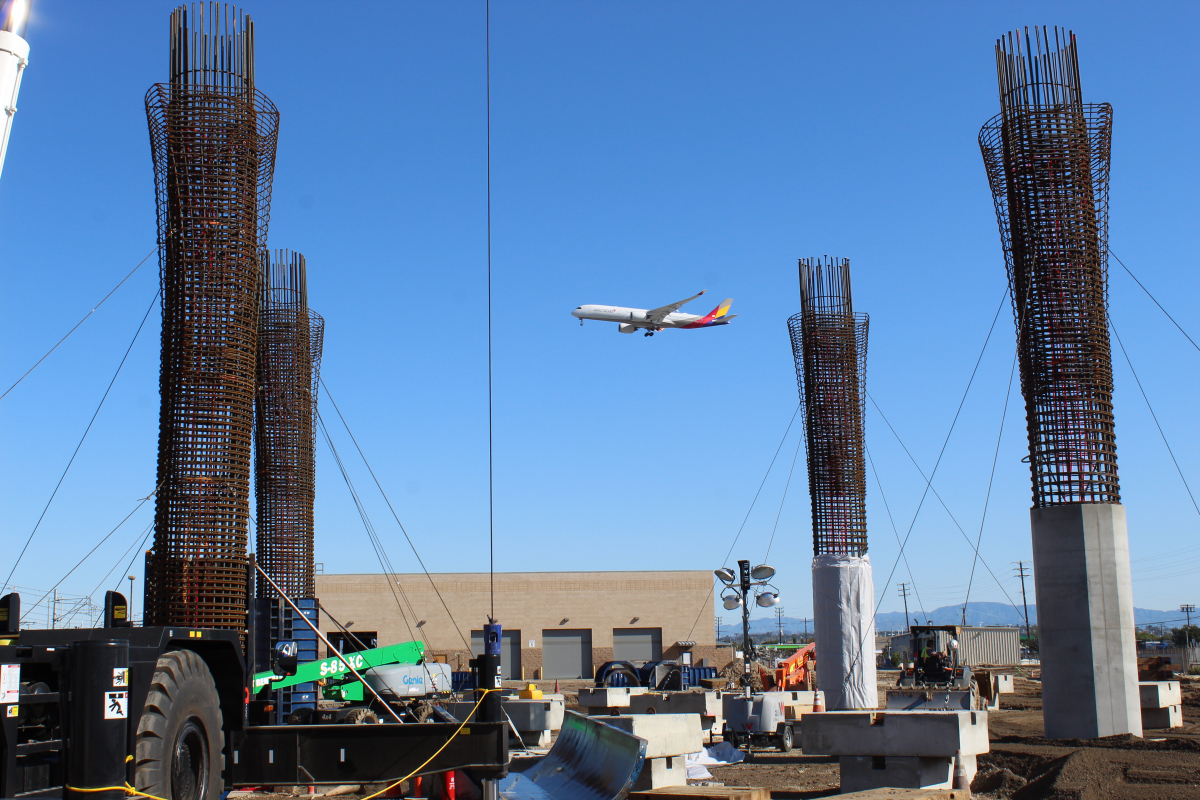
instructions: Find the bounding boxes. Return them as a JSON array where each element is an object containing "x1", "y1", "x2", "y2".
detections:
[
  {"x1": 255, "y1": 249, "x2": 324, "y2": 600},
  {"x1": 979, "y1": 27, "x2": 1118, "y2": 507},
  {"x1": 144, "y1": 3, "x2": 280, "y2": 631},
  {"x1": 788, "y1": 257, "x2": 869, "y2": 556}
]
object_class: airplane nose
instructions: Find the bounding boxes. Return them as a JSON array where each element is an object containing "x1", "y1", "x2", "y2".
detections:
[{"x1": 571, "y1": 308, "x2": 582, "y2": 318}]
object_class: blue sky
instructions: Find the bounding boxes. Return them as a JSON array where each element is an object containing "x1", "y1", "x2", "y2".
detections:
[{"x1": 2, "y1": 2, "x2": 1199, "y2": 632}]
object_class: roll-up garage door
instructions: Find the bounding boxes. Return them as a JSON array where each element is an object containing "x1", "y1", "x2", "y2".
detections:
[
  {"x1": 542, "y1": 629, "x2": 593, "y2": 679},
  {"x1": 471, "y1": 629, "x2": 523, "y2": 680},
  {"x1": 612, "y1": 627, "x2": 662, "y2": 661}
]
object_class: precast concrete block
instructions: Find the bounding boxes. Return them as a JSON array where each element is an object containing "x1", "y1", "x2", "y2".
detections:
[
  {"x1": 996, "y1": 674, "x2": 1014, "y2": 694},
  {"x1": 1030, "y1": 503, "x2": 1142, "y2": 739},
  {"x1": 839, "y1": 754, "x2": 977, "y2": 793},
  {"x1": 629, "y1": 755, "x2": 687, "y2": 791},
  {"x1": 629, "y1": 691, "x2": 723, "y2": 734},
  {"x1": 591, "y1": 713, "x2": 702, "y2": 758},
  {"x1": 1142, "y1": 704, "x2": 1183, "y2": 730},
  {"x1": 800, "y1": 710, "x2": 989, "y2": 758},
  {"x1": 577, "y1": 686, "x2": 648, "y2": 709},
  {"x1": 1138, "y1": 681, "x2": 1181, "y2": 709},
  {"x1": 502, "y1": 698, "x2": 565, "y2": 733}
]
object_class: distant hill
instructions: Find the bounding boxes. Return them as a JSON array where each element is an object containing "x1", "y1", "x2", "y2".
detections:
[{"x1": 734, "y1": 602, "x2": 1184, "y2": 636}]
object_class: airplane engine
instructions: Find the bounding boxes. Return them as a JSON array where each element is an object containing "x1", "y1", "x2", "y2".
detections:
[{"x1": 618, "y1": 323, "x2": 639, "y2": 334}]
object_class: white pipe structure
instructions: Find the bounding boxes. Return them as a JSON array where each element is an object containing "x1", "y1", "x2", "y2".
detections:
[{"x1": 0, "y1": 10, "x2": 30, "y2": 183}]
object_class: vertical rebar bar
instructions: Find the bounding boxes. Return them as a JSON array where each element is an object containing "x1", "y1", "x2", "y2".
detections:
[
  {"x1": 255, "y1": 249, "x2": 323, "y2": 600},
  {"x1": 144, "y1": 3, "x2": 279, "y2": 632},
  {"x1": 979, "y1": 27, "x2": 1118, "y2": 507},
  {"x1": 789, "y1": 257, "x2": 869, "y2": 556}
]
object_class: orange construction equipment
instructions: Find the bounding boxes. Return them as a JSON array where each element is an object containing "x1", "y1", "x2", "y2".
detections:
[{"x1": 761, "y1": 643, "x2": 816, "y2": 691}]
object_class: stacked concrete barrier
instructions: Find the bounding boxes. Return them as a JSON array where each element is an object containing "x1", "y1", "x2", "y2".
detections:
[
  {"x1": 800, "y1": 710, "x2": 989, "y2": 793},
  {"x1": 577, "y1": 686, "x2": 648, "y2": 715},
  {"x1": 592, "y1": 713, "x2": 702, "y2": 790},
  {"x1": 1139, "y1": 681, "x2": 1182, "y2": 729},
  {"x1": 629, "y1": 691, "x2": 724, "y2": 742},
  {"x1": 446, "y1": 696, "x2": 565, "y2": 747}
]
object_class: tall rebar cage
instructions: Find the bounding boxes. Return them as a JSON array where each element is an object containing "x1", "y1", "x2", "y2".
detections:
[
  {"x1": 789, "y1": 257, "x2": 869, "y2": 556},
  {"x1": 144, "y1": 3, "x2": 280, "y2": 631},
  {"x1": 255, "y1": 250, "x2": 324, "y2": 600},
  {"x1": 979, "y1": 27, "x2": 1118, "y2": 507}
]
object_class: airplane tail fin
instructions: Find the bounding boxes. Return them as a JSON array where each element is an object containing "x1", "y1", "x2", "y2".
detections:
[{"x1": 706, "y1": 298, "x2": 733, "y2": 320}]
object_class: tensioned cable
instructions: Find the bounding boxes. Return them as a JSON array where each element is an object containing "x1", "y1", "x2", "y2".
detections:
[
  {"x1": 315, "y1": 412, "x2": 424, "y2": 648},
  {"x1": 763, "y1": 435, "x2": 803, "y2": 562},
  {"x1": 1110, "y1": 248, "x2": 1200, "y2": 357},
  {"x1": 864, "y1": 443, "x2": 928, "y2": 623},
  {"x1": 685, "y1": 401, "x2": 802, "y2": 641},
  {"x1": 1110, "y1": 320, "x2": 1200, "y2": 518},
  {"x1": 0, "y1": 247, "x2": 155, "y2": 403},
  {"x1": 19, "y1": 481, "x2": 161, "y2": 624},
  {"x1": 836, "y1": 288, "x2": 1008, "y2": 693},
  {"x1": 2, "y1": 288, "x2": 161, "y2": 595},
  {"x1": 85, "y1": 520, "x2": 154, "y2": 625},
  {"x1": 963, "y1": 343, "x2": 1020, "y2": 612},
  {"x1": 318, "y1": 381, "x2": 473, "y2": 651},
  {"x1": 485, "y1": 0, "x2": 495, "y2": 620}
]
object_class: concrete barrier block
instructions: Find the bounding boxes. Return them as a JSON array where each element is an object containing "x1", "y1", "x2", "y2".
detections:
[
  {"x1": 629, "y1": 755, "x2": 687, "y2": 791},
  {"x1": 577, "y1": 686, "x2": 648, "y2": 709},
  {"x1": 592, "y1": 713, "x2": 703, "y2": 758},
  {"x1": 1138, "y1": 681, "x2": 1181, "y2": 709},
  {"x1": 503, "y1": 698, "x2": 565, "y2": 733},
  {"x1": 800, "y1": 710, "x2": 989, "y2": 758},
  {"x1": 840, "y1": 754, "x2": 977, "y2": 793},
  {"x1": 629, "y1": 691, "x2": 721, "y2": 717},
  {"x1": 1142, "y1": 704, "x2": 1183, "y2": 729},
  {"x1": 996, "y1": 674, "x2": 1014, "y2": 694}
]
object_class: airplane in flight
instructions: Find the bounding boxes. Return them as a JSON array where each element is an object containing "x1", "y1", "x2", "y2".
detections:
[{"x1": 572, "y1": 290, "x2": 736, "y2": 337}]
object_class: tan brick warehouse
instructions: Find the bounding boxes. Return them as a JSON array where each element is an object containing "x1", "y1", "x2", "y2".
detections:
[{"x1": 316, "y1": 571, "x2": 721, "y2": 679}]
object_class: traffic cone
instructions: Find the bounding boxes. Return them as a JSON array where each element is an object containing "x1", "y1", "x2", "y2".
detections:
[
  {"x1": 813, "y1": 691, "x2": 824, "y2": 713},
  {"x1": 554, "y1": 679, "x2": 559, "y2": 693},
  {"x1": 952, "y1": 749, "x2": 971, "y2": 794}
]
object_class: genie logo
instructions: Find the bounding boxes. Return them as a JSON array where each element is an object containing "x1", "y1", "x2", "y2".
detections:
[{"x1": 402, "y1": 674, "x2": 424, "y2": 686}]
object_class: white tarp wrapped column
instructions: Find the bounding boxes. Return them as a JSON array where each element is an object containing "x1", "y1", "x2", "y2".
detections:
[{"x1": 812, "y1": 553, "x2": 877, "y2": 710}]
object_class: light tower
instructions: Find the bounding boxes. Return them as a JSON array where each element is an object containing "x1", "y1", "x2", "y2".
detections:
[{"x1": 0, "y1": 0, "x2": 30, "y2": 182}]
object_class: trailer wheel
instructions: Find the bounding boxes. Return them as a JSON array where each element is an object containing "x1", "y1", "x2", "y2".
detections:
[
  {"x1": 777, "y1": 724, "x2": 793, "y2": 753},
  {"x1": 135, "y1": 650, "x2": 224, "y2": 800}
]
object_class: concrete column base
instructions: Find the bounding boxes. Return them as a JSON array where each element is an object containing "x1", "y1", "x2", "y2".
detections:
[
  {"x1": 1031, "y1": 503, "x2": 1141, "y2": 739},
  {"x1": 839, "y1": 754, "x2": 976, "y2": 793}
]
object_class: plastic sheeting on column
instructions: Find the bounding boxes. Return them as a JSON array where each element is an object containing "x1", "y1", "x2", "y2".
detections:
[{"x1": 812, "y1": 553, "x2": 877, "y2": 710}]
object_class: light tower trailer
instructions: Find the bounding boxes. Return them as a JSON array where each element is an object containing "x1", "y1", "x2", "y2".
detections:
[{"x1": 0, "y1": 593, "x2": 508, "y2": 800}]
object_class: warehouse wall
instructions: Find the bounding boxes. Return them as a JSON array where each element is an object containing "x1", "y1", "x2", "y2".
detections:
[{"x1": 316, "y1": 570, "x2": 718, "y2": 679}]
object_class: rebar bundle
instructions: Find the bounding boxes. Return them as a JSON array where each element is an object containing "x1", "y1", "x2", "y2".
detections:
[
  {"x1": 979, "y1": 27, "x2": 1118, "y2": 507},
  {"x1": 789, "y1": 257, "x2": 869, "y2": 556},
  {"x1": 144, "y1": 3, "x2": 279, "y2": 631},
  {"x1": 255, "y1": 250, "x2": 323, "y2": 600}
]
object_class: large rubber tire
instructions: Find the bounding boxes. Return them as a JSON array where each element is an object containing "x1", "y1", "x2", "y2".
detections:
[
  {"x1": 135, "y1": 650, "x2": 224, "y2": 800},
  {"x1": 777, "y1": 724, "x2": 793, "y2": 753}
]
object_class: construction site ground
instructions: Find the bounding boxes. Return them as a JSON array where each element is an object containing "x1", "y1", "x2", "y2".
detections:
[{"x1": 235, "y1": 673, "x2": 1200, "y2": 799}]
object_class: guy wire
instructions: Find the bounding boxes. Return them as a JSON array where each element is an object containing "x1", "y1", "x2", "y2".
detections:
[{"x1": 486, "y1": 0, "x2": 495, "y2": 620}]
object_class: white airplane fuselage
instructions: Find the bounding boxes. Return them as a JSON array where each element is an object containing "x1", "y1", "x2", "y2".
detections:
[{"x1": 571, "y1": 305, "x2": 705, "y2": 330}]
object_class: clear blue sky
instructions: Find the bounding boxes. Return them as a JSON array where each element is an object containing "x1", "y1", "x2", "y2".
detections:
[{"x1": 2, "y1": 1, "x2": 1199, "y2": 632}]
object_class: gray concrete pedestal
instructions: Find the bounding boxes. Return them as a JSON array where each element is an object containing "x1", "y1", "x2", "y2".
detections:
[{"x1": 1031, "y1": 503, "x2": 1141, "y2": 739}]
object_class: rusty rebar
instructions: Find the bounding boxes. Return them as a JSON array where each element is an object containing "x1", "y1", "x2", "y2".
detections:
[
  {"x1": 144, "y1": 3, "x2": 279, "y2": 631},
  {"x1": 789, "y1": 257, "x2": 869, "y2": 556},
  {"x1": 255, "y1": 250, "x2": 323, "y2": 600},
  {"x1": 979, "y1": 27, "x2": 1118, "y2": 507}
]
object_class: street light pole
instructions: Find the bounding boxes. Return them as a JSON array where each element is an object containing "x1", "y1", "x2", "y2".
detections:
[
  {"x1": 739, "y1": 560, "x2": 752, "y2": 699},
  {"x1": 128, "y1": 575, "x2": 136, "y2": 626},
  {"x1": 1182, "y1": 604, "x2": 1195, "y2": 668}
]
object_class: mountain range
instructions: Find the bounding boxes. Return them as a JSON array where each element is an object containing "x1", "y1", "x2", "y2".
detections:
[{"x1": 728, "y1": 602, "x2": 1189, "y2": 635}]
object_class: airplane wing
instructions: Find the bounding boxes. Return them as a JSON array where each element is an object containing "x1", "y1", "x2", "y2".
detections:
[{"x1": 645, "y1": 290, "x2": 706, "y2": 325}]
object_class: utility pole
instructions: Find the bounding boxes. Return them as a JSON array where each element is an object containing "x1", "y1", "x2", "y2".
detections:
[
  {"x1": 803, "y1": 617, "x2": 808, "y2": 643},
  {"x1": 1182, "y1": 604, "x2": 1195, "y2": 668},
  {"x1": 775, "y1": 606, "x2": 785, "y2": 644},
  {"x1": 897, "y1": 583, "x2": 910, "y2": 629},
  {"x1": 1014, "y1": 562, "x2": 1032, "y2": 648}
]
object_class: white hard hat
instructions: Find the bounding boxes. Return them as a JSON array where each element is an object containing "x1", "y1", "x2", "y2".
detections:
[{"x1": 949, "y1": 639, "x2": 959, "y2": 649}]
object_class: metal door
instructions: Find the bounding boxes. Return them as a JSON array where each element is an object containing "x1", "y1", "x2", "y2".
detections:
[
  {"x1": 542, "y1": 629, "x2": 593, "y2": 679},
  {"x1": 612, "y1": 628, "x2": 662, "y2": 661}
]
